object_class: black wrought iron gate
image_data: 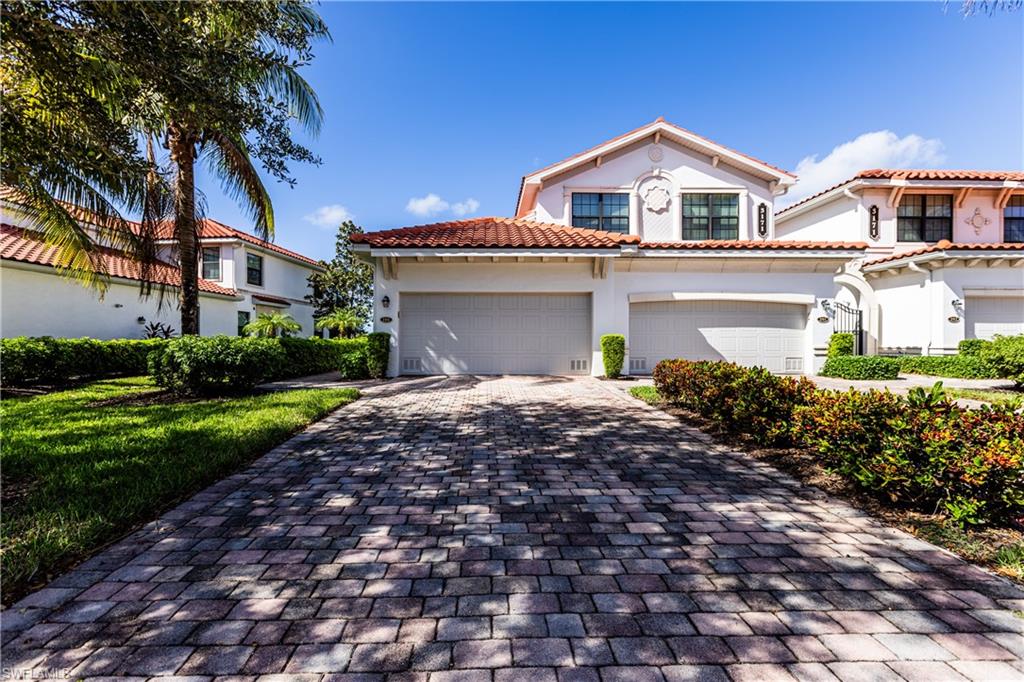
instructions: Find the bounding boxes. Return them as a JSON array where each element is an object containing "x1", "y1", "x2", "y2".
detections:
[{"x1": 834, "y1": 302, "x2": 864, "y2": 355}]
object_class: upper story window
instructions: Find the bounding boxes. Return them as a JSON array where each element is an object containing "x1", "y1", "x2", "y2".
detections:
[
  {"x1": 571, "y1": 193, "x2": 629, "y2": 233},
  {"x1": 682, "y1": 193, "x2": 739, "y2": 240},
  {"x1": 1005, "y1": 195, "x2": 1024, "y2": 243},
  {"x1": 246, "y1": 253, "x2": 264, "y2": 286},
  {"x1": 201, "y1": 247, "x2": 220, "y2": 280},
  {"x1": 897, "y1": 194, "x2": 952, "y2": 242}
]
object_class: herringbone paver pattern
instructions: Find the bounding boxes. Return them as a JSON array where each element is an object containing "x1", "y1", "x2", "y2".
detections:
[{"x1": 3, "y1": 376, "x2": 1023, "y2": 681}]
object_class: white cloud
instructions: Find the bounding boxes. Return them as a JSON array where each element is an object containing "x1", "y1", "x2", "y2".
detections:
[
  {"x1": 451, "y1": 198, "x2": 480, "y2": 216},
  {"x1": 304, "y1": 203, "x2": 353, "y2": 228},
  {"x1": 406, "y1": 194, "x2": 480, "y2": 218},
  {"x1": 780, "y1": 131, "x2": 945, "y2": 207}
]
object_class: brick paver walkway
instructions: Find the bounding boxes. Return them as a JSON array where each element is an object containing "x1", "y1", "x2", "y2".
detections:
[{"x1": 3, "y1": 376, "x2": 1023, "y2": 681}]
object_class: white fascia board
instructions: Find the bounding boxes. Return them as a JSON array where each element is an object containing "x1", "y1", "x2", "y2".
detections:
[
  {"x1": 367, "y1": 248, "x2": 623, "y2": 258},
  {"x1": 628, "y1": 291, "x2": 816, "y2": 306},
  {"x1": 961, "y1": 287, "x2": 1024, "y2": 298},
  {"x1": 775, "y1": 180, "x2": 863, "y2": 223},
  {"x1": 634, "y1": 249, "x2": 863, "y2": 259},
  {"x1": 155, "y1": 237, "x2": 324, "y2": 271},
  {"x1": 862, "y1": 250, "x2": 1024, "y2": 273}
]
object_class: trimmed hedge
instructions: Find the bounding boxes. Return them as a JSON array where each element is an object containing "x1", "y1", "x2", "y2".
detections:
[
  {"x1": 980, "y1": 334, "x2": 1024, "y2": 387},
  {"x1": 827, "y1": 332, "x2": 855, "y2": 358},
  {"x1": 820, "y1": 355, "x2": 900, "y2": 380},
  {"x1": 958, "y1": 338, "x2": 989, "y2": 356},
  {"x1": 652, "y1": 359, "x2": 815, "y2": 446},
  {"x1": 366, "y1": 332, "x2": 391, "y2": 379},
  {"x1": 897, "y1": 354, "x2": 995, "y2": 380},
  {"x1": 652, "y1": 358, "x2": 1024, "y2": 526},
  {"x1": 278, "y1": 337, "x2": 368, "y2": 379},
  {"x1": 1, "y1": 337, "x2": 168, "y2": 386},
  {"x1": 794, "y1": 385, "x2": 1024, "y2": 526},
  {"x1": 600, "y1": 334, "x2": 625, "y2": 378}
]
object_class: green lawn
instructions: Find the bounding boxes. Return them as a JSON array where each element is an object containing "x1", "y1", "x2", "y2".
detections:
[
  {"x1": 944, "y1": 387, "x2": 1024, "y2": 409},
  {"x1": 1, "y1": 377, "x2": 359, "y2": 602}
]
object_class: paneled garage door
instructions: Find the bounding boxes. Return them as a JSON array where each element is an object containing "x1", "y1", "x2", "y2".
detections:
[
  {"x1": 629, "y1": 300, "x2": 808, "y2": 374},
  {"x1": 399, "y1": 293, "x2": 592, "y2": 375},
  {"x1": 965, "y1": 296, "x2": 1024, "y2": 339}
]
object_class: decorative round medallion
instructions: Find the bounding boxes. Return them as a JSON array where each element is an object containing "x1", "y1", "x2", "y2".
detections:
[
  {"x1": 964, "y1": 208, "x2": 991, "y2": 235},
  {"x1": 647, "y1": 145, "x2": 664, "y2": 162},
  {"x1": 643, "y1": 185, "x2": 671, "y2": 213}
]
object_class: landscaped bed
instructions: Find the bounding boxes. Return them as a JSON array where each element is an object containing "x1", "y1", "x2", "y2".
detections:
[
  {"x1": 630, "y1": 366, "x2": 1024, "y2": 583},
  {"x1": 0, "y1": 377, "x2": 360, "y2": 604}
]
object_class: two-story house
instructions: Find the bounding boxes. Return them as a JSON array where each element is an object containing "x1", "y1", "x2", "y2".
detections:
[
  {"x1": 775, "y1": 170, "x2": 1024, "y2": 355},
  {"x1": 353, "y1": 118, "x2": 871, "y2": 377},
  {"x1": 0, "y1": 191, "x2": 323, "y2": 339}
]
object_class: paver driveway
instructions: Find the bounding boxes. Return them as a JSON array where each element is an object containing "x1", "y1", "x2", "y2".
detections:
[{"x1": 3, "y1": 376, "x2": 1023, "y2": 681}]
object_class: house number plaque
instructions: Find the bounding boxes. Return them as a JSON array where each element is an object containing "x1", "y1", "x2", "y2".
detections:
[{"x1": 380, "y1": 316, "x2": 393, "y2": 323}]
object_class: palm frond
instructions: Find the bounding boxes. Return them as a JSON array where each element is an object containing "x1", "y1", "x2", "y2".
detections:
[
  {"x1": 257, "y1": 62, "x2": 324, "y2": 136},
  {"x1": 279, "y1": 2, "x2": 331, "y2": 39},
  {"x1": 201, "y1": 130, "x2": 274, "y2": 240}
]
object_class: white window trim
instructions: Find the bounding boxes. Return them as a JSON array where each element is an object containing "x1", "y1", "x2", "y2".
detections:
[
  {"x1": 678, "y1": 188, "x2": 749, "y2": 241},
  {"x1": 562, "y1": 187, "x2": 635, "y2": 234}
]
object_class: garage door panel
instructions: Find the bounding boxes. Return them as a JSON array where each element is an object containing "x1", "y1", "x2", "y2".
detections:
[
  {"x1": 630, "y1": 300, "x2": 807, "y2": 374},
  {"x1": 966, "y1": 297, "x2": 1024, "y2": 340},
  {"x1": 401, "y1": 293, "x2": 592, "y2": 375}
]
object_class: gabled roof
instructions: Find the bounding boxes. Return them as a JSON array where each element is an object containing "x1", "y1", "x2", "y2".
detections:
[
  {"x1": 862, "y1": 240, "x2": 1024, "y2": 268},
  {"x1": 0, "y1": 224, "x2": 237, "y2": 296},
  {"x1": 640, "y1": 239, "x2": 867, "y2": 252},
  {"x1": 153, "y1": 218, "x2": 321, "y2": 267},
  {"x1": 776, "y1": 169, "x2": 1024, "y2": 219},
  {"x1": 351, "y1": 217, "x2": 640, "y2": 249},
  {"x1": 516, "y1": 118, "x2": 797, "y2": 217}
]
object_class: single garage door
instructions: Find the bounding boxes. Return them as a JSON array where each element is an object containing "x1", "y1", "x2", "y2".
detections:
[
  {"x1": 965, "y1": 296, "x2": 1024, "y2": 339},
  {"x1": 629, "y1": 300, "x2": 807, "y2": 374},
  {"x1": 399, "y1": 293, "x2": 592, "y2": 375}
]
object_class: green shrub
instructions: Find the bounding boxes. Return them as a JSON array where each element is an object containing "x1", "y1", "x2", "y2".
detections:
[
  {"x1": 820, "y1": 356, "x2": 900, "y2": 380},
  {"x1": 958, "y1": 338, "x2": 990, "y2": 357},
  {"x1": 0, "y1": 337, "x2": 167, "y2": 386},
  {"x1": 794, "y1": 384, "x2": 1024, "y2": 526},
  {"x1": 366, "y1": 332, "x2": 391, "y2": 379},
  {"x1": 277, "y1": 337, "x2": 368, "y2": 379},
  {"x1": 652, "y1": 359, "x2": 814, "y2": 446},
  {"x1": 980, "y1": 334, "x2": 1024, "y2": 387},
  {"x1": 335, "y1": 337, "x2": 369, "y2": 379},
  {"x1": 149, "y1": 336, "x2": 287, "y2": 394},
  {"x1": 600, "y1": 334, "x2": 626, "y2": 378},
  {"x1": 827, "y1": 332, "x2": 855, "y2": 358},
  {"x1": 897, "y1": 354, "x2": 995, "y2": 379}
]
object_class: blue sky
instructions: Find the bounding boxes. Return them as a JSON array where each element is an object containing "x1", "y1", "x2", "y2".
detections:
[{"x1": 196, "y1": 1, "x2": 1023, "y2": 261}]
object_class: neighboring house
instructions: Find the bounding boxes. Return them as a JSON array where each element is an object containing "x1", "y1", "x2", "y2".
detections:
[
  {"x1": 353, "y1": 118, "x2": 871, "y2": 377},
  {"x1": 0, "y1": 194, "x2": 323, "y2": 340},
  {"x1": 775, "y1": 170, "x2": 1024, "y2": 355}
]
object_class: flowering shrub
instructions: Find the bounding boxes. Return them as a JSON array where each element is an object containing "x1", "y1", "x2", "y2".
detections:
[
  {"x1": 793, "y1": 383, "x2": 1024, "y2": 526},
  {"x1": 653, "y1": 359, "x2": 814, "y2": 446}
]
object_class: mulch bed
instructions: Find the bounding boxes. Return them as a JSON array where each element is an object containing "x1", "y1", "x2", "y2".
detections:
[{"x1": 655, "y1": 401, "x2": 1024, "y2": 583}]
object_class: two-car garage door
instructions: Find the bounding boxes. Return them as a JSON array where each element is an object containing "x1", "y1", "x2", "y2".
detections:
[
  {"x1": 399, "y1": 293, "x2": 592, "y2": 375},
  {"x1": 629, "y1": 300, "x2": 808, "y2": 374}
]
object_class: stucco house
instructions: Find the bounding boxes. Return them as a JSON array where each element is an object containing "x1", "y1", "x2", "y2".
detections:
[
  {"x1": 775, "y1": 170, "x2": 1024, "y2": 355},
  {"x1": 353, "y1": 118, "x2": 875, "y2": 377},
  {"x1": 0, "y1": 192, "x2": 323, "y2": 339}
]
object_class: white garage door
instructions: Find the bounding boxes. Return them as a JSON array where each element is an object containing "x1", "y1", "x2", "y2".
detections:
[
  {"x1": 965, "y1": 296, "x2": 1024, "y2": 339},
  {"x1": 399, "y1": 293, "x2": 592, "y2": 375},
  {"x1": 629, "y1": 300, "x2": 808, "y2": 374}
]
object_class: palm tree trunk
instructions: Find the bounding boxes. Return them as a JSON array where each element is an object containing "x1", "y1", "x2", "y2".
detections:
[{"x1": 169, "y1": 124, "x2": 200, "y2": 335}]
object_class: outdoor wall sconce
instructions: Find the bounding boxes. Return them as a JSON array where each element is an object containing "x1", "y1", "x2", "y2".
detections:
[
  {"x1": 381, "y1": 296, "x2": 391, "y2": 309},
  {"x1": 869, "y1": 205, "x2": 880, "y2": 240},
  {"x1": 820, "y1": 299, "x2": 834, "y2": 317},
  {"x1": 136, "y1": 316, "x2": 146, "y2": 324},
  {"x1": 951, "y1": 299, "x2": 965, "y2": 316}
]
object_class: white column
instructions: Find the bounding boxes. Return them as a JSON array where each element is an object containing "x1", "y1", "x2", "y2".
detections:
[
  {"x1": 672, "y1": 191, "x2": 683, "y2": 241},
  {"x1": 629, "y1": 191, "x2": 641, "y2": 238}
]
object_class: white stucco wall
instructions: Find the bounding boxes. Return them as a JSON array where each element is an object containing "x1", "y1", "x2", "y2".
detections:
[
  {"x1": 371, "y1": 256, "x2": 848, "y2": 376},
  {"x1": 0, "y1": 264, "x2": 238, "y2": 339},
  {"x1": 532, "y1": 141, "x2": 778, "y2": 241},
  {"x1": 775, "y1": 195, "x2": 861, "y2": 243}
]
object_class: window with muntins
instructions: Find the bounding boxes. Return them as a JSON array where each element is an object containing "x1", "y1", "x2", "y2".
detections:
[
  {"x1": 571, "y1": 193, "x2": 629, "y2": 233},
  {"x1": 1005, "y1": 195, "x2": 1024, "y2": 243},
  {"x1": 246, "y1": 253, "x2": 263, "y2": 286},
  {"x1": 897, "y1": 194, "x2": 952, "y2": 242},
  {"x1": 682, "y1": 193, "x2": 739, "y2": 240},
  {"x1": 201, "y1": 247, "x2": 220, "y2": 280}
]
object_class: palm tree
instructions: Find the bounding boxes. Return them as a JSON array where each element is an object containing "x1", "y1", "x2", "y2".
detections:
[
  {"x1": 243, "y1": 312, "x2": 302, "y2": 338},
  {"x1": 315, "y1": 308, "x2": 364, "y2": 338}
]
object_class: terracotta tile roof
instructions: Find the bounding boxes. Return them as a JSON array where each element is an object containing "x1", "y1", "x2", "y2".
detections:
[
  {"x1": 856, "y1": 169, "x2": 1024, "y2": 182},
  {"x1": 153, "y1": 218, "x2": 321, "y2": 267},
  {"x1": 0, "y1": 224, "x2": 237, "y2": 296},
  {"x1": 640, "y1": 240, "x2": 867, "y2": 252},
  {"x1": 776, "y1": 169, "x2": 1024, "y2": 217},
  {"x1": 863, "y1": 240, "x2": 1024, "y2": 267},
  {"x1": 351, "y1": 217, "x2": 641, "y2": 249}
]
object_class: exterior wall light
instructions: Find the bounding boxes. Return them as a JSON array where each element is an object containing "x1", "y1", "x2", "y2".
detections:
[{"x1": 381, "y1": 296, "x2": 391, "y2": 309}]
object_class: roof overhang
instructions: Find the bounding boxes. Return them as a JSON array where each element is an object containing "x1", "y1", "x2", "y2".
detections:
[
  {"x1": 628, "y1": 291, "x2": 816, "y2": 306},
  {"x1": 516, "y1": 119, "x2": 797, "y2": 217},
  {"x1": 862, "y1": 248, "x2": 1024, "y2": 276},
  {"x1": 155, "y1": 238, "x2": 325, "y2": 271}
]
